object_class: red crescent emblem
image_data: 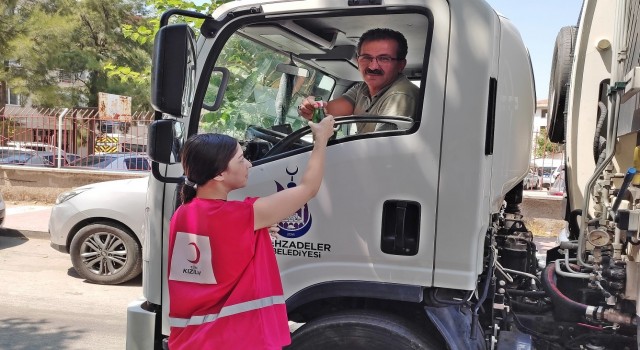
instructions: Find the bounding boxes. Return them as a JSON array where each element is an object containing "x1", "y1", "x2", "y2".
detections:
[{"x1": 187, "y1": 242, "x2": 201, "y2": 264}]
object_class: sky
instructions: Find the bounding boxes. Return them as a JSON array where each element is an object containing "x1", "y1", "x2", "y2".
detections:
[{"x1": 486, "y1": 0, "x2": 584, "y2": 101}]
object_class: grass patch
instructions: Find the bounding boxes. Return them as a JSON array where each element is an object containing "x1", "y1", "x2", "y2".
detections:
[{"x1": 523, "y1": 218, "x2": 565, "y2": 237}]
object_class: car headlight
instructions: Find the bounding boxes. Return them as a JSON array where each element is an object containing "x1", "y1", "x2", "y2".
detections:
[{"x1": 55, "y1": 188, "x2": 91, "y2": 204}]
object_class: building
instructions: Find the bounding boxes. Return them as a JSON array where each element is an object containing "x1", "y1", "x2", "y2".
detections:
[{"x1": 534, "y1": 99, "x2": 548, "y2": 133}]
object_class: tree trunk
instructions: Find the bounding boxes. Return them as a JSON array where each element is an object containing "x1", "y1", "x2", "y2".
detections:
[{"x1": 0, "y1": 80, "x2": 6, "y2": 110}]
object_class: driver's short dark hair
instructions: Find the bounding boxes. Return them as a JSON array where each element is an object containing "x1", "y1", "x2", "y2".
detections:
[{"x1": 357, "y1": 28, "x2": 408, "y2": 60}]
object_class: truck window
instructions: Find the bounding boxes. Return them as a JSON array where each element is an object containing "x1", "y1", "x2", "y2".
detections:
[
  {"x1": 194, "y1": 13, "x2": 426, "y2": 163},
  {"x1": 197, "y1": 33, "x2": 335, "y2": 159}
]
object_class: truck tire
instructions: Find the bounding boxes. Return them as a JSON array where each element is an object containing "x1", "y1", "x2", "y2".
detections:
[
  {"x1": 547, "y1": 25, "x2": 577, "y2": 143},
  {"x1": 70, "y1": 222, "x2": 142, "y2": 285},
  {"x1": 287, "y1": 310, "x2": 441, "y2": 350}
]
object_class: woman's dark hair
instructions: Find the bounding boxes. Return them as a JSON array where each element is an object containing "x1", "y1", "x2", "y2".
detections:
[
  {"x1": 357, "y1": 28, "x2": 408, "y2": 60},
  {"x1": 180, "y1": 133, "x2": 238, "y2": 203}
]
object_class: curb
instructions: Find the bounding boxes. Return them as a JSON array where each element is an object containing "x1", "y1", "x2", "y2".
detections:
[{"x1": 0, "y1": 228, "x2": 49, "y2": 240}]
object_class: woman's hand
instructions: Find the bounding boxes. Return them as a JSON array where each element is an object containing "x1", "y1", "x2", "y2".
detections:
[
  {"x1": 268, "y1": 223, "x2": 280, "y2": 240},
  {"x1": 309, "y1": 114, "x2": 335, "y2": 144}
]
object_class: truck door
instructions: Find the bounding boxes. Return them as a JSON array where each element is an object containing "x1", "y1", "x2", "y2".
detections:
[
  {"x1": 189, "y1": 9, "x2": 444, "y2": 301},
  {"x1": 145, "y1": 2, "x2": 450, "y2": 342}
]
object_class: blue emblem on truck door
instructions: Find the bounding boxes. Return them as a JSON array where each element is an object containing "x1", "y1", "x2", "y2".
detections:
[{"x1": 275, "y1": 167, "x2": 312, "y2": 238}]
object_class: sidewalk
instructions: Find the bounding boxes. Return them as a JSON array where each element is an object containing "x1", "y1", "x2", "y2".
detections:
[{"x1": 0, "y1": 203, "x2": 52, "y2": 240}]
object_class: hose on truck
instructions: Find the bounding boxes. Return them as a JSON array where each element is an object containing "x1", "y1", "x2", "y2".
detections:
[
  {"x1": 470, "y1": 246, "x2": 495, "y2": 340},
  {"x1": 593, "y1": 101, "x2": 608, "y2": 165},
  {"x1": 540, "y1": 264, "x2": 589, "y2": 321}
]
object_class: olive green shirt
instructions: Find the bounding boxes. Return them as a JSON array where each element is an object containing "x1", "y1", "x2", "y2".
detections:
[{"x1": 342, "y1": 74, "x2": 419, "y2": 133}]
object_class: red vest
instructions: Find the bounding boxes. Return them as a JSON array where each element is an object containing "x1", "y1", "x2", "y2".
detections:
[{"x1": 168, "y1": 197, "x2": 290, "y2": 349}]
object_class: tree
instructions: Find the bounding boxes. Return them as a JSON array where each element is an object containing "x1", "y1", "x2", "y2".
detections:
[
  {"x1": 0, "y1": 0, "x2": 22, "y2": 109},
  {"x1": 108, "y1": 0, "x2": 232, "y2": 83},
  {"x1": 535, "y1": 128, "x2": 561, "y2": 158},
  {"x1": 2, "y1": 0, "x2": 234, "y2": 110},
  {"x1": 1, "y1": 0, "x2": 154, "y2": 109}
]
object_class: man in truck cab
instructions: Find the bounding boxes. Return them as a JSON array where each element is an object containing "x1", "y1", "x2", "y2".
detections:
[{"x1": 297, "y1": 28, "x2": 420, "y2": 133}]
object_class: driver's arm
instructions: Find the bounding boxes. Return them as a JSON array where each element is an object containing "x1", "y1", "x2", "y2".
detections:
[
  {"x1": 326, "y1": 97, "x2": 354, "y2": 116},
  {"x1": 299, "y1": 96, "x2": 353, "y2": 120}
]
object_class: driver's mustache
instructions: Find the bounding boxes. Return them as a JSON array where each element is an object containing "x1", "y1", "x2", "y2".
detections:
[{"x1": 365, "y1": 69, "x2": 383, "y2": 75}]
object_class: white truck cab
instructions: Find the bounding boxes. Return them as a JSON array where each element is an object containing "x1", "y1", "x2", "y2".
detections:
[{"x1": 127, "y1": 1, "x2": 542, "y2": 349}]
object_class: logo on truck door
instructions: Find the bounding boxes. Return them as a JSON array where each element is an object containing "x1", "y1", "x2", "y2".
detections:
[{"x1": 275, "y1": 167, "x2": 312, "y2": 238}]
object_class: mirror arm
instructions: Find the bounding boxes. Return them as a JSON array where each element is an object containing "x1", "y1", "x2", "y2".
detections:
[
  {"x1": 203, "y1": 67, "x2": 230, "y2": 111},
  {"x1": 151, "y1": 162, "x2": 184, "y2": 184},
  {"x1": 160, "y1": 9, "x2": 210, "y2": 28}
]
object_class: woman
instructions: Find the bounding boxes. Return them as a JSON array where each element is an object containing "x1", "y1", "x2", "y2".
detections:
[{"x1": 167, "y1": 115, "x2": 335, "y2": 349}]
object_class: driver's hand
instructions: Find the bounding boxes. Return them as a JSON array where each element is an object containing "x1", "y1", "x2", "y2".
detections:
[
  {"x1": 309, "y1": 114, "x2": 335, "y2": 144},
  {"x1": 298, "y1": 96, "x2": 317, "y2": 121}
]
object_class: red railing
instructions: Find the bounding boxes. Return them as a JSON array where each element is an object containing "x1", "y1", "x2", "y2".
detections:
[{"x1": 0, "y1": 106, "x2": 153, "y2": 171}]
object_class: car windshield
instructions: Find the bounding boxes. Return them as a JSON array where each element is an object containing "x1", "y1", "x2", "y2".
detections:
[
  {"x1": 540, "y1": 166, "x2": 556, "y2": 176},
  {"x1": 0, "y1": 148, "x2": 26, "y2": 157},
  {"x1": 72, "y1": 155, "x2": 117, "y2": 168},
  {"x1": 0, "y1": 152, "x2": 33, "y2": 164}
]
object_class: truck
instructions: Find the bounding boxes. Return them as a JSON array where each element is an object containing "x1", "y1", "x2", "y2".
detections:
[{"x1": 126, "y1": 0, "x2": 640, "y2": 349}]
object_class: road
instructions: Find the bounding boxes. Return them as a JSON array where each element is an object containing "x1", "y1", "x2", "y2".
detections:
[{"x1": 0, "y1": 235, "x2": 142, "y2": 350}]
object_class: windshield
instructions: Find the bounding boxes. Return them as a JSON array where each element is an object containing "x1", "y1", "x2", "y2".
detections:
[
  {"x1": 72, "y1": 155, "x2": 116, "y2": 167},
  {"x1": 0, "y1": 152, "x2": 33, "y2": 163}
]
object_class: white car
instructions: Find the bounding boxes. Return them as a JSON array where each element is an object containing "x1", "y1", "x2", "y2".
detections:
[
  {"x1": 49, "y1": 176, "x2": 148, "y2": 284},
  {"x1": 0, "y1": 146, "x2": 53, "y2": 167},
  {"x1": 69, "y1": 153, "x2": 150, "y2": 172},
  {"x1": 0, "y1": 191, "x2": 5, "y2": 227}
]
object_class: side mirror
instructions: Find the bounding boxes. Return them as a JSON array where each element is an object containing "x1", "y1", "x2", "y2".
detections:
[
  {"x1": 148, "y1": 119, "x2": 185, "y2": 183},
  {"x1": 151, "y1": 24, "x2": 196, "y2": 116}
]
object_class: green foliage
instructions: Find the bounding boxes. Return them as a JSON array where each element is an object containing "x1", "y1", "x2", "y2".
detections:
[
  {"x1": 535, "y1": 128, "x2": 561, "y2": 158},
  {"x1": 1, "y1": 0, "x2": 236, "y2": 110},
  {"x1": 106, "y1": 0, "x2": 233, "y2": 90},
  {"x1": 122, "y1": 23, "x2": 155, "y2": 45},
  {"x1": 2, "y1": 0, "x2": 154, "y2": 109},
  {"x1": 0, "y1": 1, "x2": 22, "y2": 61}
]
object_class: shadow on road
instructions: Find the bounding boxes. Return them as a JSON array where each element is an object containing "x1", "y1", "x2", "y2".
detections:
[
  {"x1": 0, "y1": 229, "x2": 29, "y2": 250},
  {"x1": 65, "y1": 267, "x2": 143, "y2": 287},
  {"x1": 0, "y1": 317, "x2": 85, "y2": 349},
  {"x1": 66, "y1": 267, "x2": 82, "y2": 279}
]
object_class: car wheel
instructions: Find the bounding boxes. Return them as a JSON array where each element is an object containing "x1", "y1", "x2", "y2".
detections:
[{"x1": 70, "y1": 223, "x2": 142, "y2": 285}]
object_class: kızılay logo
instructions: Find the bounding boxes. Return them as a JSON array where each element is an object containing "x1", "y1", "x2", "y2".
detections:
[
  {"x1": 275, "y1": 167, "x2": 312, "y2": 238},
  {"x1": 187, "y1": 242, "x2": 201, "y2": 264}
]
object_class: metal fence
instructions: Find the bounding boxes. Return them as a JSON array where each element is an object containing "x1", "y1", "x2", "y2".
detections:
[
  {"x1": 1, "y1": 106, "x2": 564, "y2": 175},
  {"x1": 530, "y1": 129, "x2": 564, "y2": 168},
  {"x1": 529, "y1": 129, "x2": 564, "y2": 191},
  {"x1": 0, "y1": 106, "x2": 153, "y2": 171}
]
